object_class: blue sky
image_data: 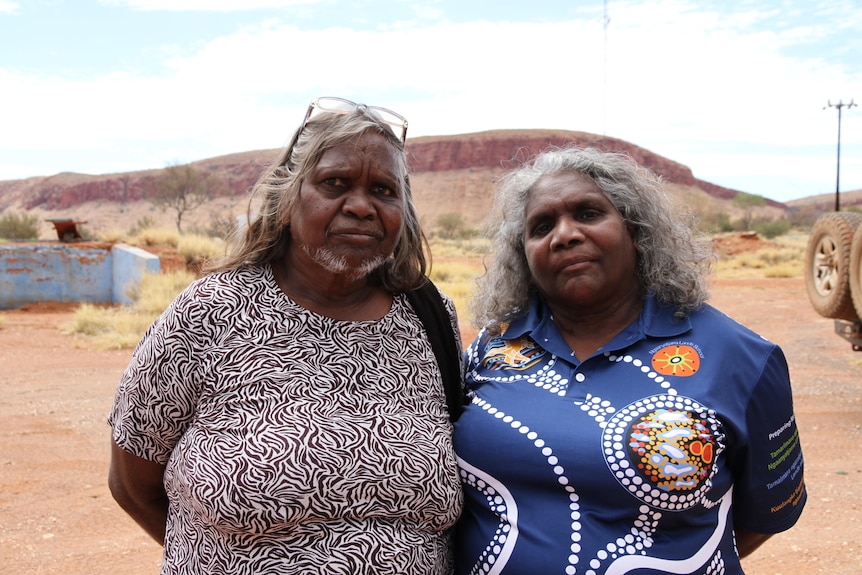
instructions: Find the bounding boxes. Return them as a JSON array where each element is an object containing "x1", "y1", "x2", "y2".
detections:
[{"x1": 1, "y1": 0, "x2": 860, "y2": 203}]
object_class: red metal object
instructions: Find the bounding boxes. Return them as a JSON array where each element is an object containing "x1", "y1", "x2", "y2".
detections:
[{"x1": 47, "y1": 219, "x2": 87, "y2": 242}]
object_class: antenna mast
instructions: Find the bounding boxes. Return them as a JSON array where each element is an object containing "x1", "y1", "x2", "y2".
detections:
[{"x1": 825, "y1": 99, "x2": 857, "y2": 212}]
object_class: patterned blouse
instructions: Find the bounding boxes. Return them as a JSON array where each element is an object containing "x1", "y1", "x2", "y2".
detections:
[{"x1": 109, "y1": 265, "x2": 464, "y2": 574}]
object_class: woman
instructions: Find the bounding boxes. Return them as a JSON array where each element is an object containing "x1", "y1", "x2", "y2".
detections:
[
  {"x1": 108, "y1": 97, "x2": 463, "y2": 574},
  {"x1": 453, "y1": 147, "x2": 806, "y2": 574}
]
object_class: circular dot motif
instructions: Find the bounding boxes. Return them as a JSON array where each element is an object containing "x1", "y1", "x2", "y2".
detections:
[{"x1": 603, "y1": 395, "x2": 721, "y2": 510}]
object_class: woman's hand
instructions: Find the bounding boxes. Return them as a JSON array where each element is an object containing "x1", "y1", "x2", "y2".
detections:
[{"x1": 108, "y1": 439, "x2": 169, "y2": 545}]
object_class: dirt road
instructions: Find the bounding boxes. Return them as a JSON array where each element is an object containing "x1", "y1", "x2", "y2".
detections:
[{"x1": 1, "y1": 277, "x2": 860, "y2": 574}]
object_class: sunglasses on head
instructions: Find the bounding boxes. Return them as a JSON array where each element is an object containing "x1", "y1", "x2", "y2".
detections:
[{"x1": 283, "y1": 96, "x2": 409, "y2": 166}]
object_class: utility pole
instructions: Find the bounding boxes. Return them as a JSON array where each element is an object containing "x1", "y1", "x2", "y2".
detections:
[{"x1": 825, "y1": 99, "x2": 857, "y2": 212}]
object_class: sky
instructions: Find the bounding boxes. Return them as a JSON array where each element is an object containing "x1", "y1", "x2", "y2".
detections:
[{"x1": 1, "y1": 0, "x2": 860, "y2": 203}]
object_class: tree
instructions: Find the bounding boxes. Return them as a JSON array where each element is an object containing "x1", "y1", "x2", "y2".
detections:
[
  {"x1": 150, "y1": 163, "x2": 225, "y2": 233},
  {"x1": 731, "y1": 192, "x2": 766, "y2": 231}
]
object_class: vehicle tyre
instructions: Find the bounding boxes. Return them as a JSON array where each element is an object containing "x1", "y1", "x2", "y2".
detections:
[
  {"x1": 850, "y1": 223, "x2": 862, "y2": 319},
  {"x1": 804, "y1": 212, "x2": 862, "y2": 321}
]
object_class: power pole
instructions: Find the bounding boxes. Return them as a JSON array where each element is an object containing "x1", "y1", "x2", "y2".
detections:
[{"x1": 825, "y1": 99, "x2": 857, "y2": 212}]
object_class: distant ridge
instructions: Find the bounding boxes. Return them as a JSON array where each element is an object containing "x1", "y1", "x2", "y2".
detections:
[
  {"x1": 5, "y1": 129, "x2": 856, "y2": 237},
  {"x1": 0, "y1": 129, "x2": 751, "y2": 211}
]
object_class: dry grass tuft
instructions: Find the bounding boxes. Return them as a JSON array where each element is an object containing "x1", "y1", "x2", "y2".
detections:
[
  {"x1": 66, "y1": 270, "x2": 195, "y2": 349},
  {"x1": 713, "y1": 231, "x2": 806, "y2": 279}
]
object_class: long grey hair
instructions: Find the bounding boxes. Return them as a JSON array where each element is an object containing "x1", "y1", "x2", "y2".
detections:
[{"x1": 471, "y1": 146, "x2": 714, "y2": 333}]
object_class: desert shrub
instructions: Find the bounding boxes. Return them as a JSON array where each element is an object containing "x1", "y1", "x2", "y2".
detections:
[
  {"x1": 788, "y1": 206, "x2": 821, "y2": 229},
  {"x1": 129, "y1": 216, "x2": 158, "y2": 236},
  {"x1": 131, "y1": 226, "x2": 180, "y2": 247},
  {"x1": 698, "y1": 211, "x2": 735, "y2": 234},
  {"x1": 126, "y1": 269, "x2": 196, "y2": 317},
  {"x1": 74, "y1": 224, "x2": 96, "y2": 240},
  {"x1": 176, "y1": 234, "x2": 225, "y2": 266},
  {"x1": 436, "y1": 212, "x2": 468, "y2": 239},
  {"x1": 96, "y1": 228, "x2": 129, "y2": 243},
  {"x1": 192, "y1": 213, "x2": 239, "y2": 240},
  {"x1": 753, "y1": 219, "x2": 791, "y2": 239},
  {"x1": 0, "y1": 211, "x2": 40, "y2": 240}
]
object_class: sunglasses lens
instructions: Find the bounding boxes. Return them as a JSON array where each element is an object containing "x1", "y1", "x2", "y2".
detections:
[
  {"x1": 304, "y1": 97, "x2": 407, "y2": 142},
  {"x1": 315, "y1": 97, "x2": 358, "y2": 114}
]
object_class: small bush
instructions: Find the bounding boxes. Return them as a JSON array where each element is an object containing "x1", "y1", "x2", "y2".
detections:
[
  {"x1": 177, "y1": 234, "x2": 225, "y2": 266},
  {"x1": 130, "y1": 216, "x2": 158, "y2": 236},
  {"x1": 132, "y1": 226, "x2": 180, "y2": 247},
  {"x1": 436, "y1": 212, "x2": 468, "y2": 239},
  {"x1": 192, "y1": 213, "x2": 238, "y2": 240},
  {"x1": 0, "y1": 211, "x2": 40, "y2": 240},
  {"x1": 126, "y1": 270, "x2": 196, "y2": 317},
  {"x1": 753, "y1": 219, "x2": 791, "y2": 239},
  {"x1": 96, "y1": 227, "x2": 129, "y2": 243},
  {"x1": 698, "y1": 211, "x2": 735, "y2": 234}
]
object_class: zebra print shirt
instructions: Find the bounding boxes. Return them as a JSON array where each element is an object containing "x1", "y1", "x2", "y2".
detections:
[{"x1": 109, "y1": 265, "x2": 463, "y2": 574}]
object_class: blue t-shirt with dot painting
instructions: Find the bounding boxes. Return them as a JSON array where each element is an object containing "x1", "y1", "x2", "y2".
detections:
[{"x1": 453, "y1": 295, "x2": 806, "y2": 575}]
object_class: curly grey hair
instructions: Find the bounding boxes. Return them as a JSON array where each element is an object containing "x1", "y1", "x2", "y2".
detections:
[
  {"x1": 471, "y1": 146, "x2": 714, "y2": 333},
  {"x1": 206, "y1": 108, "x2": 428, "y2": 292}
]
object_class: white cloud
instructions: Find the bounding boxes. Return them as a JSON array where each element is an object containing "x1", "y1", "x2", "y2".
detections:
[
  {"x1": 1, "y1": 0, "x2": 859, "y2": 199},
  {"x1": 100, "y1": 0, "x2": 316, "y2": 11},
  {"x1": 0, "y1": 0, "x2": 19, "y2": 14}
]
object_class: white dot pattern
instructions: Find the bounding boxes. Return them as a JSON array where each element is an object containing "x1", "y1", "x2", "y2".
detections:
[
  {"x1": 466, "y1": 395, "x2": 581, "y2": 573},
  {"x1": 462, "y1": 338, "x2": 734, "y2": 574},
  {"x1": 603, "y1": 394, "x2": 722, "y2": 511}
]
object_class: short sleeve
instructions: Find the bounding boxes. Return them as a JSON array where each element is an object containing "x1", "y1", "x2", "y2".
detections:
[
  {"x1": 730, "y1": 346, "x2": 807, "y2": 533},
  {"x1": 108, "y1": 285, "x2": 207, "y2": 464}
]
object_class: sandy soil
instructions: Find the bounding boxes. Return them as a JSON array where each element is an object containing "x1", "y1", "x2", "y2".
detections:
[{"x1": 1, "y1": 276, "x2": 861, "y2": 575}]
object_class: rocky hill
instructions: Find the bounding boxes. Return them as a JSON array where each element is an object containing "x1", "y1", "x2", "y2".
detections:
[{"x1": 0, "y1": 129, "x2": 811, "y2": 238}]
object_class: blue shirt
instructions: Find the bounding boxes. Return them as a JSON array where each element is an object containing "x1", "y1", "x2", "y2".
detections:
[{"x1": 453, "y1": 295, "x2": 806, "y2": 575}]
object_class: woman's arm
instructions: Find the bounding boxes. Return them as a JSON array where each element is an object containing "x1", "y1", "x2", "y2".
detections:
[
  {"x1": 735, "y1": 526, "x2": 772, "y2": 559},
  {"x1": 108, "y1": 439, "x2": 169, "y2": 545}
]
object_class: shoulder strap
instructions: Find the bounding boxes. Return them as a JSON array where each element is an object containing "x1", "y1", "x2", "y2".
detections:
[{"x1": 405, "y1": 280, "x2": 466, "y2": 422}]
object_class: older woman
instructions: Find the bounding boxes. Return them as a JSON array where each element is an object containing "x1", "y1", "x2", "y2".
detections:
[
  {"x1": 453, "y1": 147, "x2": 806, "y2": 574},
  {"x1": 108, "y1": 97, "x2": 463, "y2": 574}
]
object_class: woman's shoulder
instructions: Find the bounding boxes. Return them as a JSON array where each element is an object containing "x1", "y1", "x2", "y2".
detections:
[
  {"x1": 171, "y1": 265, "x2": 272, "y2": 313},
  {"x1": 694, "y1": 302, "x2": 782, "y2": 351}
]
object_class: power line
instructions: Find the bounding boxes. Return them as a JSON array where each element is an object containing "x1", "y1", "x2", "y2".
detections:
[{"x1": 824, "y1": 99, "x2": 857, "y2": 212}]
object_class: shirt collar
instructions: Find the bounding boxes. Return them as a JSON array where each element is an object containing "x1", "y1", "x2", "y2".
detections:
[{"x1": 503, "y1": 294, "x2": 692, "y2": 356}]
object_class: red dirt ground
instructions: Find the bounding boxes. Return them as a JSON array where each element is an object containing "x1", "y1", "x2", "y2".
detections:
[{"x1": 1, "y1": 274, "x2": 861, "y2": 575}]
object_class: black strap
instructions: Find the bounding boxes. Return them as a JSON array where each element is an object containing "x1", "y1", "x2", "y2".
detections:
[{"x1": 405, "y1": 279, "x2": 466, "y2": 422}]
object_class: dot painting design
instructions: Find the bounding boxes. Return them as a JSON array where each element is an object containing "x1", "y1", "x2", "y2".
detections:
[
  {"x1": 607, "y1": 352, "x2": 677, "y2": 395},
  {"x1": 466, "y1": 344, "x2": 728, "y2": 574},
  {"x1": 464, "y1": 395, "x2": 581, "y2": 574},
  {"x1": 603, "y1": 394, "x2": 721, "y2": 511}
]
